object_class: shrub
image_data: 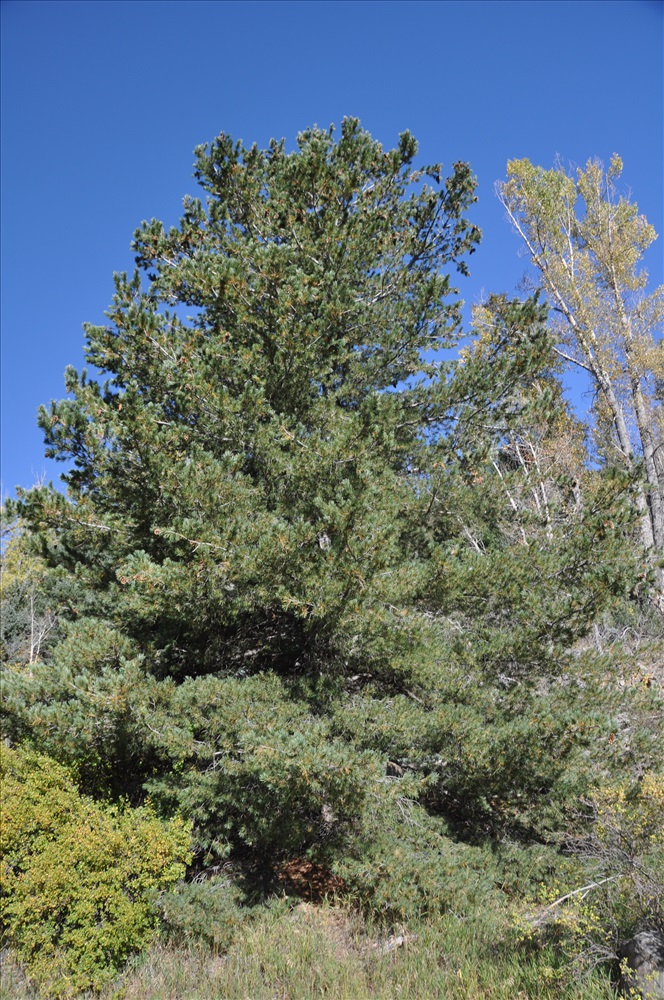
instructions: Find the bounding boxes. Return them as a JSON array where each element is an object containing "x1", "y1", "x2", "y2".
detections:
[
  {"x1": 0, "y1": 745, "x2": 191, "y2": 997},
  {"x1": 568, "y1": 771, "x2": 664, "y2": 943},
  {"x1": 516, "y1": 771, "x2": 664, "y2": 979}
]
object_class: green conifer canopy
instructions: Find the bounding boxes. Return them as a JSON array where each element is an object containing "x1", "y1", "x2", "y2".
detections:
[
  {"x1": 5, "y1": 122, "x2": 641, "y2": 889},
  {"x1": 20, "y1": 119, "x2": 482, "y2": 682}
]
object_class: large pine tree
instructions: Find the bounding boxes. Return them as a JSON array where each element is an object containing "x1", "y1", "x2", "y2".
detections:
[{"x1": 4, "y1": 121, "x2": 640, "y2": 895}]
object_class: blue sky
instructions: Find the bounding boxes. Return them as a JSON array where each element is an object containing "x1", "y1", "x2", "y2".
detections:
[{"x1": 1, "y1": 0, "x2": 662, "y2": 497}]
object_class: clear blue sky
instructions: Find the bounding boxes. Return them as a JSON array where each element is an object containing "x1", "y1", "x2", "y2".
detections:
[{"x1": 2, "y1": 0, "x2": 662, "y2": 497}]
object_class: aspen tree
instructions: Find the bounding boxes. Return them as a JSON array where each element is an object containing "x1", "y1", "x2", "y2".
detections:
[{"x1": 498, "y1": 157, "x2": 664, "y2": 580}]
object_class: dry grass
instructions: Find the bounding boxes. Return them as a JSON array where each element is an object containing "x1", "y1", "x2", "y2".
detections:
[{"x1": 2, "y1": 901, "x2": 619, "y2": 1000}]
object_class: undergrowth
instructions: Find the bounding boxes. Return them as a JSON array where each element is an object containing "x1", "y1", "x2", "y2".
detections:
[{"x1": 1, "y1": 899, "x2": 618, "y2": 999}]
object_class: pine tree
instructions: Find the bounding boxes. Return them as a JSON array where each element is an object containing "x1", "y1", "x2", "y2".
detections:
[
  {"x1": 22, "y1": 119, "x2": 479, "y2": 682},
  {"x1": 6, "y1": 119, "x2": 482, "y2": 840},
  {"x1": 4, "y1": 122, "x2": 641, "y2": 898}
]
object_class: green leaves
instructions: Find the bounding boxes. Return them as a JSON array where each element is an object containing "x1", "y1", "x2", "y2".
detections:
[{"x1": 0, "y1": 746, "x2": 191, "y2": 996}]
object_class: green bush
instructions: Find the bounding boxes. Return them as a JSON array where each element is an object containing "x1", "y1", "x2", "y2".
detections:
[{"x1": 0, "y1": 745, "x2": 192, "y2": 997}]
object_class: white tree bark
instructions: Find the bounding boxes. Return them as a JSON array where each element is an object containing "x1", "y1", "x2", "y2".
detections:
[{"x1": 497, "y1": 159, "x2": 664, "y2": 574}]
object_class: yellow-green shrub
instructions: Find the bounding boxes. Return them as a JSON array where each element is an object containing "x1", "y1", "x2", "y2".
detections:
[
  {"x1": 590, "y1": 771, "x2": 664, "y2": 927},
  {"x1": 519, "y1": 771, "x2": 664, "y2": 971},
  {"x1": 0, "y1": 745, "x2": 192, "y2": 997}
]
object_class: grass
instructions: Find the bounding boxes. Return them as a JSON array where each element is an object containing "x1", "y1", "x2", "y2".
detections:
[{"x1": 2, "y1": 900, "x2": 618, "y2": 999}]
